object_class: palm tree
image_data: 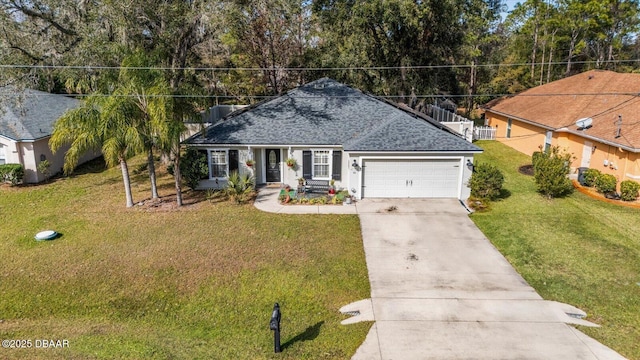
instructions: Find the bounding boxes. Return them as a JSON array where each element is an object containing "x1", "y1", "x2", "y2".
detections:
[
  {"x1": 118, "y1": 53, "x2": 177, "y2": 201},
  {"x1": 52, "y1": 52, "x2": 187, "y2": 207},
  {"x1": 50, "y1": 93, "x2": 143, "y2": 207}
]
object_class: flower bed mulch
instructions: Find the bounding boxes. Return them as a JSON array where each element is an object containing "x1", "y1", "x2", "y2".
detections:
[
  {"x1": 572, "y1": 180, "x2": 640, "y2": 209},
  {"x1": 518, "y1": 164, "x2": 534, "y2": 176}
]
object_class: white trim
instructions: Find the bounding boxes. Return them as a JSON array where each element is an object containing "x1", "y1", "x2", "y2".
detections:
[
  {"x1": 260, "y1": 148, "x2": 265, "y2": 183},
  {"x1": 484, "y1": 109, "x2": 556, "y2": 131},
  {"x1": 626, "y1": 173, "x2": 640, "y2": 180},
  {"x1": 188, "y1": 143, "x2": 339, "y2": 149},
  {"x1": 357, "y1": 155, "x2": 466, "y2": 199},
  {"x1": 208, "y1": 149, "x2": 229, "y2": 179},
  {"x1": 311, "y1": 149, "x2": 332, "y2": 180},
  {"x1": 0, "y1": 133, "x2": 46, "y2": 143},
  {"x1": 347, "y1": 150, "x2": 482, "y2": 155}
]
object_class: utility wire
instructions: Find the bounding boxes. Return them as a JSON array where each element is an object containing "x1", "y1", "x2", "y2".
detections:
[
  {"x1": 2, "y1": 92, "x2": 640, "y2": 99},
  {"x1": 1, "y1": 59, "x2": 639, "y2": 71}
]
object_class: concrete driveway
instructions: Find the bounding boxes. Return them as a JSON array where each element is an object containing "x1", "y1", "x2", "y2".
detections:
[{"x1": 342, "y1": 198, "x2": 626, "y2": 360}]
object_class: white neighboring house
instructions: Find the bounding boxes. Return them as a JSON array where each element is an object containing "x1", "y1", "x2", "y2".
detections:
[
  {"x1": 184, "y1": 78, "x2": 483, "y2": 201},
  {"x1": 0, "y1": 88, "x2": 99, "y2": 183}
]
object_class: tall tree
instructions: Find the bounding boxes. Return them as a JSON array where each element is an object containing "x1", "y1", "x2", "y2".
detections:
[
  {"x1": 312, "y1": 0, "x2": 470, "y2": 99},
  {"x1": 222, "y1": 0, "x2": 312, "y2": 95},
  {"x1": 458, "y1": 0, "x2": 505, "y2": 113},
  {"x1": 118, "y1": 52, "x2": 175, "y2": 200},
  {"x1": 50, "y1": 92, "x2": 143, "y2": 208},
  {"x1": 50, "y1": 53, "x2": 176, "y2": 207}
]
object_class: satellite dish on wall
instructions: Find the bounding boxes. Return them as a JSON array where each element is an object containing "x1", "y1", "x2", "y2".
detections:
[{"x1": 576, "y1": 117, "x2": 593, "y2": 130}]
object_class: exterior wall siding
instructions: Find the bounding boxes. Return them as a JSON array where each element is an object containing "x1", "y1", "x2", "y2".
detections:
[
  {"x1": 486, "y1": 112, "x2": 640, "y2": 183},
  {"x1": 552, "y1": 132, "x2": 639, "y2": 183},
  {"x1": 193, "y1": 146, "x2": 478, "y2": 200},
  {"x1": 0, "y1": 136, "x2": 100, "y2": 183},
  {"x1": 485, "y1": 112, "x2": 547, "y2": 156}
]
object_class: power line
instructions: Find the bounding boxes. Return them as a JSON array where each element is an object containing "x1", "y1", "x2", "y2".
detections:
[
  {"x1": 1, "y1": 59, "x2": 639, "y2": 71},
  {"x1": 2, "y1": 92, "x2": 640, "y2": 99}
]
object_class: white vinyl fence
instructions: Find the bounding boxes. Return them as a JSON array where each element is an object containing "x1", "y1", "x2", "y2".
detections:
[{"x1": 473, "y1": 126, "x2": 497, "y2": 140}]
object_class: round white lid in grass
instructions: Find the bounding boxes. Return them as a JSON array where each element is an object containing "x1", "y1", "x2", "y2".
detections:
[{"x1": 35, "y1": 230, "x2": 57, "y2": 241}]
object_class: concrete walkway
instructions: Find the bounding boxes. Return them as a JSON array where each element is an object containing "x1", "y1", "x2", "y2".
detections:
[{"x1": 253, "y1": 189, "x2": 627, "y2": 359}]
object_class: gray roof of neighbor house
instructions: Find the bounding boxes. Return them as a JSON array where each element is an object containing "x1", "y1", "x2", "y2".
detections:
[
  {"x1": 0, "y1": 87, "x2": 80, "y2": 141},
  {"x1": 185, "y1": 78, "x2": 481, "y2": 153}
]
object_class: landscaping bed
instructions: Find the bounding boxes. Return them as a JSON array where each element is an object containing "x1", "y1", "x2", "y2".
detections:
[{"x1": 278, "y1": 188, "x2": 353, "y2": 205}]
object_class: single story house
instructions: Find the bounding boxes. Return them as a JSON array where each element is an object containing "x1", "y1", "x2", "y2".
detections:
[
  {"x1": 483, "y1": 70, "x2": 640, "y2": 182},
  {"x1": 0, "y1": 88, "x2": 97, "y2": 183},
  {"x1": 183, "y1": 78, "x2": 482, "y2": 200}
]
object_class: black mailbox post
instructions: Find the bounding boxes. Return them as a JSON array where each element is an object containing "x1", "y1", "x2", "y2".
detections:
[{"x1": 269, "y1": 303, "x2": 281, "y2": 353}]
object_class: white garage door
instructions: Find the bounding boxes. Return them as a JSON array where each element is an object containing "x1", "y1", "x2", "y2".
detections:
[{"x1": 362, "y1": 159, "x2": 461, "y2": 198}]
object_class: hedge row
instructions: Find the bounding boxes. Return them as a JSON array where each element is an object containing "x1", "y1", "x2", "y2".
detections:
[
  {"x1": 581, "y1": 168, "x2": 640, "y2": 201},
  {"x1": 0, "y1": 164, "x2": 24, "y2": 185}
]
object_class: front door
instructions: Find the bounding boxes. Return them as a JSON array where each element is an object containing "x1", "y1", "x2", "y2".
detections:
[{"x1": 265, "y1": 148, "x2": 281, "y2": 182}]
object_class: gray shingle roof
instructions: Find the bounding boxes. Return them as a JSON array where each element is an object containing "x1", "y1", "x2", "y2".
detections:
[
  {"x1": 0, "y1": 88, "x2": 80, "y2": 141},
  {"x1": 185, "y1": 78, "x2": 481, "y2": 152}
]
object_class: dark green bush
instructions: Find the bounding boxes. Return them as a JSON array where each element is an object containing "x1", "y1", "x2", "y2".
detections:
[
  {"x1": 0, "y1": 164, "x2": 24, "y2": 185},
  {"x1": 582, "y1": 168, "x2": 601, "y2": 187},
  {"x1": 468, "y1": 162, "x2": 504, "y2": 200},
  {"x1": 168, "y1": 148, "x2": 209, "y2": 190},
  {"x1": 620, "y1": 180, "x2": 640, "y2": 201},
  {"x1": 532, "y1": 146, "x2": 574, "y2": 199},
  {"x1": 595, "y1": 174, "x2": 617, "y2": 194}
]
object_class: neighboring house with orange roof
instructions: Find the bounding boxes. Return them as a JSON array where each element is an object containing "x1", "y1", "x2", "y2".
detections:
[{"x1": 483, "y1": 69, "x2": 640, "y2": 183}]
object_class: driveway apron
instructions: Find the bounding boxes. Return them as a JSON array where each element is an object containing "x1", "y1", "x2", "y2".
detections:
[{"x1": 348, "y1": 198, "x2": 625, "y2": 360}]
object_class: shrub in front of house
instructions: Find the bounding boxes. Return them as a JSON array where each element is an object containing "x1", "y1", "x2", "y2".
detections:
[
  {"x1": 532, "y1": 146, "x2": 574, "y2": 199},
  {"x1": 620, "y1": 180, "x2": 640, "y2": 201},
  {"x1": 0, "y1": 164, "x2": 24, "y2": 185},
  {"x1": 224, "y1": 171, "x2": 256, "y2": 204},
  {"x1": 468, "y1": 162, "x2": 504, "y2": 200},
  {"x1": 595, "y1": 174, "x2": 617, "y2": 195},
  {"x1": 582, "y1": 168, "x2": 601, "y2": 187},
  {"x1": 168, "y1": 148, "x2": 209, "y2": 190},
  {"x1": 531, "y1": 150, "x2": 544, "y2": 169}
]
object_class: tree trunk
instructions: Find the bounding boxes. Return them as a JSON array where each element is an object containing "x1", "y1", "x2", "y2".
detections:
[
  {"x1": 467, "y1": 59, "x2": 477, "y2": 116},
  {"x1": 566, "y1": 30, "x2": 578, "y2": 76},
  {"x1": 148, "y1": 148, "x2": 159, "y2": 199},
  {"x1": 547, "y1": 30, "x2": 556, "y2": 83},
  {"x1": 531, "y1": 6, "x2": 539, "y2": 81},
  {"x1": 120, "y1": 158, "x2": 134, "y2": 208},
  {"x1": 173, "y1": 150, "x2": 183, "y2": 207}
]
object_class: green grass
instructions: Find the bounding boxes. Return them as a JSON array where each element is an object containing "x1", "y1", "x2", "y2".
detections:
[
  {"x1": 0, "y1": 157, "x2": 371, "y2": 359},
  {"x1": 471, "y1": 141, "x2": 640, "y2": 359}
]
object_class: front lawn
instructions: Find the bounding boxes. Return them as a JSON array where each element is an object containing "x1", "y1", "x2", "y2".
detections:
[
  {"x1": 471, "y1": 141, "x2": 640, "y2": 359},
  {"x1": 0, "y1": 157, "x2": 371, "y2": 359}
]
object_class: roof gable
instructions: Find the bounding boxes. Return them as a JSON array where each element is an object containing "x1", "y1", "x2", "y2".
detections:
[
  {"x1": 186, "y1": 78, "x2": 480, "y2": 153},
  {"x1": 0, "y1": 88, "x2": 80, "y2": 141},
  {"x1": 485, "y1": 70, "x2": 640, "y2": 150}
]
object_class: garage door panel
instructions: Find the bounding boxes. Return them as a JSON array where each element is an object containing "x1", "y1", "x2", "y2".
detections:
[{"x1": 363, "y1": 159, "x2": 460, "y2": 198}]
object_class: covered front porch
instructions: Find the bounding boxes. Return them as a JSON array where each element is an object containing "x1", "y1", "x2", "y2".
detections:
[{"x1": 196, "y1": 146, "x2": 345, "y2": 190}]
